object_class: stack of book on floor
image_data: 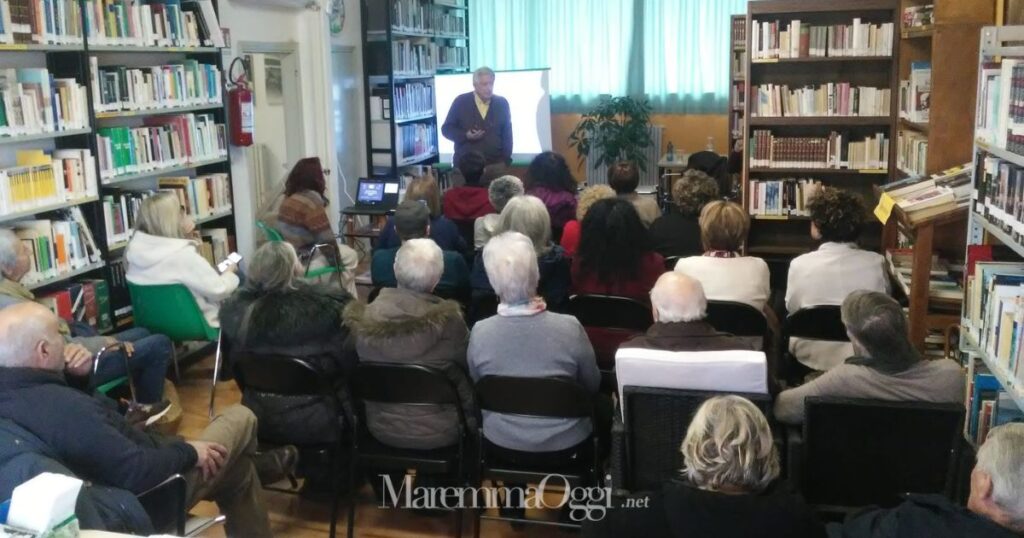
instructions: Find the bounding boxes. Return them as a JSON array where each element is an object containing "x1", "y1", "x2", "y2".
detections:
[
  {"x1": 886, "y1": 248, "x2": 963, "y2": 306},
  {"x1": 880, "y1": 163, "x2": 971, "y2": 223}
]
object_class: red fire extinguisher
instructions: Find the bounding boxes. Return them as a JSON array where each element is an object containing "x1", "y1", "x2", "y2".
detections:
[{"x1": 227, "y1": 57, "x2": 254, "y2": 147}]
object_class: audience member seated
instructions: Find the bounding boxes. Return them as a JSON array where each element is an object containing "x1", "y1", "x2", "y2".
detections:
[
  {"x1": 470, "y1": 195, "x2": 572, "y2": 309},
  {"x1": 525, "y1": 151, "x2": 578, "y2": 240},
  {"x1": 650, "y1": 169, "x2": 719, "y2": 259},
  {"x1": 474, "y1": 174, "x2": 523, "y2": 249},
  {"x1": 774, "y1": 291, "x2": 963, "y2": 425},
  {"x1": 125, "y1": 192, "x2": 239, "y2": 328},
  {"x1": 0, "y1": 229, "x2": 171, "y2": 406},
  {"x1": 469, "y1": 231, "x2": 599, "y2": 465},
  {"x1": 608, "y1": 161, "x2": 661, "y2": 227},
  {"x1": 345, "y1": 239, "x2": 472, "y2": 450},
  {"x1": 372, "y1": 201, "x2": 470, "y2": 297},
  {"x1": 376, "y1": 172, "x2": 468, "y2": 253},
  {"x1": 571, "y1": 198, "x2": 664, "y2": 301},
  {"x1": 786, "y1": 188, "x2": 889, "y2": 372},
  {"x1": 588, "y1": 396, "x2": 824, "y2": 538},
  {"x1": 615, "y1": 273, "x2": 767, "y2": 396},
  {"x1": 0, "y1": 303, "x2": 295, "y2": 538},
  {"x1": 560, "y1": 185, "x2": 615, "y2": 258},
  {"x1": 674, "y1": 200, "x2": 770, "y2": 310},
  {"x1": 220, "y1": 241, "x2": 354, "y2": 446},
  {"x1": 830, "y1": 423, "x2": 1024, "y2": 538},
  {"x1": 443, "y1": 150, "x2": 494, "y2": 222}
]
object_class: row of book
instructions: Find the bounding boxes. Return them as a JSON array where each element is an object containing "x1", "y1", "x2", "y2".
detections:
[
  {"x1": 437, "y1": 45, "x2": 468, "y2": 71},
  {"x1": 0, "y1": 68, "x2": 89, "y2": 137},
  {"x1": 101, "y1": 190, "x2": 145, "y2": 245},
  {"x1": 748, "y1": 130, "x2": 889, "y2": 170},
  {"x1": 886, "y1": 248, "x2": 963, "y2": 303},
  {"x1": 897, "y1": 130, "x2": 928, "y2": 178},
  {"x1": 10, "y1": 207, "x2": 101, "y2": 285},
  {"x1": 391, "y1": 0, "x2": 466, "y2": 37},
  {"x1": 391, "y1": 81, "x2": 433, "y2": 120},
  {"x1": 746, "y1": 178, "x2": 822, "y2": 217},
  {"x1": 732, "y1": 82, "x2": 745, "y2": 109},
  {"x1": 396, "y1": 122, "x2": 436, "y2": 161},
  {"x1": 83, "y1": 0, "x2": 224, "y2": 48},
  {"x1": 159, "y1": 173, "x2": 230, "y2": 220},
  {"x1": 95, "y1": 113, "x2": 227, "y2": 180},
  {"x1": 750, "y1": 19, "x2": 894, "y2": 59},
  {"x1": 732, "y1": 15, "x2": 746, "y2": 44},
  {"x1": 0, "y1": 148, "x2": 96, "y2": 214},
  {"x1": 878, "y1": 164, "x2": 971, "y2": 224},
  {"x1": 0, "y1": 0, "x2": 84, "y2": 44},
  {"x1": 965, "y1": 359, "x2": 1023, "y2": 447},
  {"x1": 977, "y1": 59, "x2": 1024, "y2": 154},
  {"x1": 976, "y1": 154, "x2": 1024, "y2": 241},
  {"x1": 751, "y1": 83, "x2": 891, "y2": 118},
  {"x1": 899, "y1": 62, "x2": 931, "y2": 124},
  {"x1": 963, "y1": 259, "x2": 1024, "y2": 391},
  {"x1": 392, "y1": 41, "x2": 436, "y2": 77},
  {"x1": 90, "y1": 58, "x2": 222, "y2": 113},
  {"x1": 38, "y1": 278, "x2": 112, "y2": 333}
]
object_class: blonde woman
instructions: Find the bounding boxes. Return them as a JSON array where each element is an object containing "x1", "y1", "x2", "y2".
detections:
[
  {"x1": 125, "y1": 192, "x2": 239, "y2": 327},
  {"x1": 587, "y1": 396, "x2": 824, "y2": 538},
  {"x1": 559, "y1": 184, "x2": 615, "y2": 257}
]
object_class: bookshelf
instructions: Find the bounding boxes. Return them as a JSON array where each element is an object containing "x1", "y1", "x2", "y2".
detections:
[
  {"x1": 0, "y1": 0, "x2": 234, "y2": 330},
  {"x1": 742, "y1": 0, "x2": 900, "y2": 256},
  {"x1": 729, "y1": 14, "x2": 746, "y2": 187},
  {"x1": 361, "y1": 0, "x2": 470, "y2": 177},
  {"x1": 960, "y1": 25, "x2": 1024, "y2": 431},
  {"x1": 879, "y1": 0, "x2": 992, "y2": 352}
]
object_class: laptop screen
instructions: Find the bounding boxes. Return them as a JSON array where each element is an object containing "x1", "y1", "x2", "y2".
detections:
[{"x1": 358, "y1": 181, "x2": 385, "y2": 204}]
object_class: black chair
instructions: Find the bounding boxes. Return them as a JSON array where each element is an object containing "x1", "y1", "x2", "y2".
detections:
[
  {"x1": 567, "y1": 294, "x2": 653, "y2": 391},
  {"x1": 474, "y1": 375, "x2": 599, "y2": 535},
  {"x1": 663, "y1": 255, "x2": 681, "y2": 271},
  {"x1": 705, "y1": 300, "x2": 768, "y2": 338},
  {"x1": 469, "y1": 292, "x2": 499, "y2": 325},
  {"x1": 347, "y1": 362, "x2": 472, "y2": 538},
  {"x1": 782, "y1": 305, "x2": 848, "y2": 383},
  {"x1": 366, "y1": 286, "x2": 383, "y2": 303},
  {"x1": 792, "y1": 396, "x2": 964, "y2": 513},
  {"x1": 138, "y1": 474, "x2": 225, "y2": 536},
  {"x1": 232, "y1": 355, "x2": 346, "y2": 538},
  {"x1": 611, "y1": 386, "x2": 771, "y2": 492}
]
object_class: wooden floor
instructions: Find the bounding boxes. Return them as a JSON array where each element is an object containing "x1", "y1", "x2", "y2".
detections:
[{"x1": 177, "y1": 355, "x2": 571, "y2": 538}]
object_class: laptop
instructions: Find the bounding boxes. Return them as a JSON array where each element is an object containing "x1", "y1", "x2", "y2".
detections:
[{"x1": 346, "y1": 178, "x2": 401, "y2": 214}]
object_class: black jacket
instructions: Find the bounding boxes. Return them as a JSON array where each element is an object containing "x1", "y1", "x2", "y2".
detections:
[
  {"x1": 0, "y1": 368, "x2": 196, "y2": 494},
  {"x1": 648, "y1": 212, "x2": 703, "y2": 260},
  {"x1": 586, "y1": 479, "x2": 825, "y2": 538},
  {"x1": 220, "y1": 282, "x2": 355, "y2": 445},
  {"x1": 830, "y1": 494, "x2": 1020, "y2": 538},
  {"x1": 441, "y1": 92, "x2": 513, "y2": 165}
]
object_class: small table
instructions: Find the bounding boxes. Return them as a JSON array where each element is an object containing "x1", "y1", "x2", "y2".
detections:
[
  {"x1": 340, "y1": 207, "x2": 392, "y2": 258},
  {"x1": 657, "y1": 154, "x2": 691, "y2": 209}
]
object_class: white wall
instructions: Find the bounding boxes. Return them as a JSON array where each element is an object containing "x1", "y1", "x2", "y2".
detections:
[{"x1": 329, "y1": 0, "x2": 367, "y2": 209}]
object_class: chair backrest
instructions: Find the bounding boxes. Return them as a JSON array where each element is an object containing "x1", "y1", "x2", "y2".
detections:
[
  {"x1": 469, "y1": 292, "x2": 499, "y2": 324},
  {"x1": 621, "y1": 386, "x2": 771, "y2": 491},
  {"x1": 567, "y1": 294, "x2": 654, "y2": 331},
  {"x1": 706, "y1": 300, "x2": 768, "y2": 337},
  {"x1": 663, "y1": 256, "x2": 681, "y2": 271},
  {"x1": 475, "y1": 375, "x2": 593, "y2": 419},
  {"x1": 351, "y1": 362, "x2": 462, "y2": 407},
  {"x1": 615, "y1": 348, "x2": 768, "y2": 401},
  {"x1": 802, "y1": 396, "x2": 964, "y2": 508},
  {"x1": 367, "y1": 286, "x2": 383, "y2": 303},
  {"x1": 233, "y1": 354, "x2": 332, "y2": 396},
  {"x1": 256, "y1": 220, "x2": 284, "y2": 242},
  {"x1": 138, "y1": 474, "x2": 187, "y2": 535},
  {"x1": 127, "y1": 282, "x2": 217, "y2": 342},
  {"x1": 784, "y1": 305, "x2": 848, "y2": 341}
]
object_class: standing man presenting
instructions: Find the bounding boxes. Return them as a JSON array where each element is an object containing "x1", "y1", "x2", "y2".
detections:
[{"x1": 442, "y1": 66, "x2": 513, "y2": 167}]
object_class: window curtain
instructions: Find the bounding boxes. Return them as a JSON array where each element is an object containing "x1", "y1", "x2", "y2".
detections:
[{"x1": 470, "y1": 0, "x2": 748, "y2": 114}]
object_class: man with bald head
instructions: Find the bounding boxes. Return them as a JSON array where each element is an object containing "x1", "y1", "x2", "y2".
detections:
[
  {"x1": 0, "y1": 303, "x2": 284, "y2": 537},
  {"x1": 618, "y1": 272, "x2": 761, "y2": 353}
]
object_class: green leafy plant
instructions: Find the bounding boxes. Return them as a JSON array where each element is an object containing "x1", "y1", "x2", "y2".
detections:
[{"x1": 568, "y1": 96, "x2": 654, "y2": 172}]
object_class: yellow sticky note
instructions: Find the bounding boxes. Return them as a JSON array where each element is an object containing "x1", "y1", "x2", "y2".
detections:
[{"x1": 874, "y1": 192, "x2": 896, "y2": 224}]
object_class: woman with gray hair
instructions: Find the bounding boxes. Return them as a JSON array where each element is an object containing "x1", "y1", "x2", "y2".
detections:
[
  {"x1": 774, "y1": 290, "x2": 964, "y2": 425},
  {"x1": 124, "y1": 192, "x2": 239, "y2": 327},
  {"x1": 585, "y1": 396, "x2": 824, "y2": 538},
  {"x1": 473, "y1": 174, "x2": 523, "y2": 249},
  {"x1": 469, "y1": 195, "x2": 572, "y2": 310},
  {"x1": 219, "y1": 241, "x2": 353, "y2": 472}
]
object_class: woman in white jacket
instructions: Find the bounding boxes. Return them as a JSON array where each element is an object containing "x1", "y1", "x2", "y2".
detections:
[{"x1": 125, "y1": 192, "x2": 240, "y2": 328}]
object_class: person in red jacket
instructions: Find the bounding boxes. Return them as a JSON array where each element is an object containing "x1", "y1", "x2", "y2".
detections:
[
  {"x1": 571, "y1": 198, "x2": 664, "y2": 301},
  {"x1": 442, "y1": 150, "x2": 493, "y2": 221}
]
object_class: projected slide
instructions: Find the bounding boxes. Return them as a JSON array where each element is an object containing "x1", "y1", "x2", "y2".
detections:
[{"x1": 435, "y1": 68, "x2": 552, "y2": 163}]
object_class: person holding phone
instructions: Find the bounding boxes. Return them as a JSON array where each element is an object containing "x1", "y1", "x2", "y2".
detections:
[{"x1": 441, "y1": 66, "x2": 513, "y2": 167}]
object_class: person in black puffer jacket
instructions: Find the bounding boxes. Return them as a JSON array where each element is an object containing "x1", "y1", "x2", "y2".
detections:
[{"x1": 220, "y1": 241, "x2": 355, "y2": 449}]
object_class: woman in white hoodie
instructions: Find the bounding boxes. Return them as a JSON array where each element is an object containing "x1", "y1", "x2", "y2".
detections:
[{"x1": 125, "y1": 192, "x2": 240, "y2": 327}]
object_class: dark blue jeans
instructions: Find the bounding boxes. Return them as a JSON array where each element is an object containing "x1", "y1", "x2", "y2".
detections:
[{"x1": 92, "y1": 327, "x2": 173, "y2": 404}]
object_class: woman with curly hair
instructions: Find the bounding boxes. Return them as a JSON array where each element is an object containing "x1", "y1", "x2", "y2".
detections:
[
  {"x1": 571, "y1": 198, "x2": 664, "y2": 301},
  {"x1": 650, "y1": 169, "x2": 720, "y2": 259},
  {"x1": 525, "y1": 151, "x2": 578, "y2": 240},
  {"x1": 786, "y1": 188, "x2": 889, "y2": 372},
  {"x1": 559, "y1": 184, "x2": 615, "y2": 257}
]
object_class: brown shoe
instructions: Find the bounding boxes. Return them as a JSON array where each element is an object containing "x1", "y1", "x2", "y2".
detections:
[{"x1": 254, "y1": 445, "x2": 299, "y2": 487}]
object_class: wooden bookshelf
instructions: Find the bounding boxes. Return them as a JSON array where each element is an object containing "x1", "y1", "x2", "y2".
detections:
[
  {"x1": 729, "y1": 14, "x2": 747, "y2": 188},
  {"x1": 743, "y1": 0, "x2": 900, "y2": 256}
]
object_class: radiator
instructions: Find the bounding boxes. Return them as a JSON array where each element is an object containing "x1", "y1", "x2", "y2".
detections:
[{"x1": 584, "y1": 125, "x2": 663, "y2": 190}]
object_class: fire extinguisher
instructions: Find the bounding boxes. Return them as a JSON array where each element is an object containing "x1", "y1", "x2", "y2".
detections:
[{"x1": 227, "y1": 57, "x2": 254, "y2": 147}]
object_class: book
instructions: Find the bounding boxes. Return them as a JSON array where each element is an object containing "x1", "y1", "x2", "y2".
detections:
[
  {"x1": 749, "y1": 130, "x2": 889, "y2": 170},
  {"x1": 82, "y1": 0, "x2": 220, "y2": 47},
  {"x1": 977, "y1": 155, "x2": 1024, "y2": 242},
  {"x1": 899, "y1": 61, "x2": 931, "y2": 123},
  {"x1": 90, "y1": 58, "x2": 222, "y2": 113},
  {"x1": 751, "y1": 18, "x2": 893, "y2": 60},
  {"x1": 95, "y1": 113, "x2": 227, "y2": 180},
  {"x1": 747, "y1": 177, "x2": 822, "y2": 217},
  {"x1": 751, "y1": 83, "x2": 891, "y2": 118},
  {"x1": 0, "y1": 148, "x2": 97, "y2": 215},
  {"x1": 897, "y1": 130, "x2": 928, "y2": 178},
  {"x1": 12, "y1": 214, "x2": 100, "y2": 285},
  {"x1": 0, "y1": 68, "x2": 89, "y2": 138}
]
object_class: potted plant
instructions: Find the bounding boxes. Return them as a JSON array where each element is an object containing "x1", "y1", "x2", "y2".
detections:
[{"x1": 568, "y1": 96, "x2": 654, "y2": 172}]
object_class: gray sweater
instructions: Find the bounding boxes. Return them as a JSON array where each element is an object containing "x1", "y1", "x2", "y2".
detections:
[
  {"x1": 468, "y1": 311, "x2": 600, "y2": 452},
  {"x1": 774, "y1": 359, "x2": 965, "y2": 425}
]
